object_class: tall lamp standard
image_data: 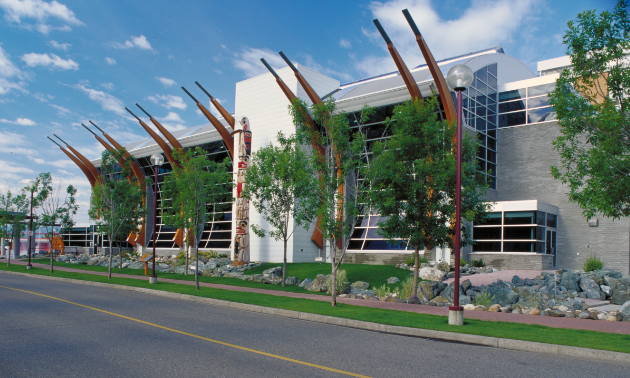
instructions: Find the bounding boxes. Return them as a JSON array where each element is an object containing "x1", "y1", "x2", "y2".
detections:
[
  {"x1": 26, "y1": 180, "x2": 36, "y2": 270},
  {"x1": 446, "y1": 64, "x2": 474, "y2": 326},
  {"x1": 149, "y1": 153, "x2": 164, "y2": 284}
]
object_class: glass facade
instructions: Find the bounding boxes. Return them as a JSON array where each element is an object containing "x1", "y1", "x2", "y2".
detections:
[
  {"x1": 498, "y1": 83, "x2": 556, "y2": 128},
  {"x1": 472, "y1": 210, "x2": 557, "y2": 255}
]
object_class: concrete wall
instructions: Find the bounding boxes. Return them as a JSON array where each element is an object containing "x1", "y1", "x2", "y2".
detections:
[
  {"x1": 470, "y1": 253, "x2": 554, "y2": 270},
  {"x1": 493, "y1": 122, "x2": 630, "y2": 274},
  {"x1": 343, "y1": 252, "x2": 408, "y2": 265}
]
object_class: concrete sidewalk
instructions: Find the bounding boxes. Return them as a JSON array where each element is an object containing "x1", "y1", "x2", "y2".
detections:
[{"x1": 9, "y1": 259, "x2": 630, "y2": 335}]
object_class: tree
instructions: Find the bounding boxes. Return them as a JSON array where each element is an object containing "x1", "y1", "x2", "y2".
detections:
[
  {"x1": 366, "y1": 98, "x2": 490, "y2": 300},
  {"x1": 549, "y1": 0, "x2": 630, "y2": 219},
  {"x1": 242, "y1": 131, "x2": 318, "y2": 287},
  {"x1": 0, "y1": 191, "x2": 29, "y2": 266},
  {"x1": 161, "y1": 147, "x2": 232, "y2": 290},
  {"x1": 89, "y1": 150, "x2": 144, "y2": 279},
  {"x1": 37, "y1": 173, "x2": 78, "y2": 273},
  {"x1": 290, "y1": 97, "x2": 365, "y2": 306}
]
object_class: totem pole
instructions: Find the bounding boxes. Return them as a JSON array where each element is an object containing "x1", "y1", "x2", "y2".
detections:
[{"x1": 234, "y1": 117, "x2": 252, "y2": 266}]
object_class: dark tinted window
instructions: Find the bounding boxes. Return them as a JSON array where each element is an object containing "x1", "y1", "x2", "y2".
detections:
[{"x1": 504, "y1": 211, "x2": 535, "y2": 225}]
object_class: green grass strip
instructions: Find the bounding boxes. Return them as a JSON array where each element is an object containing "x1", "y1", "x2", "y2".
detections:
[{"x1": 2, "y1": 262, "x2": 629, "y2": 354}]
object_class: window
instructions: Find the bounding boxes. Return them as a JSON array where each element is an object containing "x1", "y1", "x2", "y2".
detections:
[{"x1": 498, "y1": 83, "x2": 557, "y2": 128}]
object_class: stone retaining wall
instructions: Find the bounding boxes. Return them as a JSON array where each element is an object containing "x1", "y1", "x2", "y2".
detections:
[{"x1": 469, "y1": 253, "x2": 554, "y2": 270}]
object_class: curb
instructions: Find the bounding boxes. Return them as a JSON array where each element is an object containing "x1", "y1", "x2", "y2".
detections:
[{"x1": 2, "y1": 270, "x2": 629, "y2": 364}]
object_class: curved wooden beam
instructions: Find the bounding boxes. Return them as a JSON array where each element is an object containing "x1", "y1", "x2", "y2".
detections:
[
  {"x1": 126, "y1": 108, "x2": 177, "y2": 168},
  {"x1": 403, "y1": 9, "x2": 456, "y2": 123},
  {"x1": 53, "y1": 134, "x2": 102, "y2": 184},
  {"x1": 181, "y1": 86, "x2": 235, "y2": 158},
  {"x1": 136, "y1": 103, "x2": 184, "y2": 150},
  {"x1": 47, "y1": 137, "x2": 96, "y2": 187},
  {"x1": 373, "y1": 19, "x2": 423, "y2": 101},
  {"x1": 81, "y1": 124, "x2": 133, "y2": 184},
  {"x1": 195, "y1": 82, "x2": 235, "y2": 128}
]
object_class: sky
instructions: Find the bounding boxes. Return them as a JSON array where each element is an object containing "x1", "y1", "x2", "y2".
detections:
[{"x1": 0, "y1": 0, "x2": 618, "y2": 226}]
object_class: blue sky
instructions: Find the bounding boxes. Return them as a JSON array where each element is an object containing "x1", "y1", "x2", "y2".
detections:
[{"x1": 0, "y1": 0, "x2": 617, "y2": 225}]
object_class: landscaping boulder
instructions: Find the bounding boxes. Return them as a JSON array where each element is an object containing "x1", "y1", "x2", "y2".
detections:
[
  {"x1": 579, "y1": 277, "x2": 604, "y2": 300},
  {"x1": 284, "y1": 276, "x2": 300, "y2": 286},
  {"x1": 419, "y1": 281, "x2": 447, "y2": 300},
  {"x1": 439, "y1": 282, "x2": 465, "y2": 303},
  {"x1": 306, "y1": 274, "x2": 329, "y2": 292},
  {"x1": 436, "y1": 261, "x2": 450, "y2": 273},
  {"x1": 488, "y1": 304, "x2": 501, "y2": 312},
  {"x1": 560, "y1": 271, "x2": 580, "y2": 292},
  {"x1": 351, "y1": 281, "x2": 369, "y2": 290},
  {"x1": 604, "y1": 276, "x2": 630, "y2": 305},
  {"x1": 460, "y1": 296, "x2": 472, "y2": 305},
  {"x1": 263, "y1": 266, "x2": 282, "y2": 276},
  {"x1": 486, "y1": 284, "x2": 519, "y2": 307},
  {"x1": 419, "y1": 267, "x2": 445, "y2": 281},
  {"x1": 511, "y1": 275, "x2": 524, "y2": 287},
  {"x1": 128, "y1": 261, "x2": 144, "y2": 270},
  {"x1": 463, "y1": 303, "x2": 476, "y2": 311},
  {"x1": 299, "y1": 278, "x2": 313, "y2": 288},
  {"x1": 619, "y1": 300, "x2": 630, "y2": 319},
  {"x1": 386, "y1": 277, "x2": 400, "y2": 284},
  {"x1": 586, "y1": 270, "x2": 622, "y2": 285},
  {"x1": 600, "y1": 285, "x2": 612, "y2": 298},
  {"x1": 461, "y1": 279, "x2": 472, "y2": 293}
]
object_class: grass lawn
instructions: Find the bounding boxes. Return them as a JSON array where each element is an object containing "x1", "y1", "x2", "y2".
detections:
[{"x1": 1, "y1": 262, "x2": 629, "y2": 354}]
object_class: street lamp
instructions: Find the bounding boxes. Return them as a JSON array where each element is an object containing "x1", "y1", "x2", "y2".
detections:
[
  {"x1": 446, "y1": 64, "x2": 474, "y2": 326},
  {"x1": 26, "y1": 180, "x2": 35, "y2": 269},
  {"x1": 149, "y1": 153, "x2": 164, "y2": 284}
]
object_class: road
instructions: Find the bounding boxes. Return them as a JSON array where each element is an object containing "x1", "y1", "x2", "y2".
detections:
[{"x1": 0, "y1": 273, "x2": 627, "y2": 378}]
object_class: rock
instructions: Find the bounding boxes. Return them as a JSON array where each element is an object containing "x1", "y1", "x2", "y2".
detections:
[
  {"x1": 436, "y1": 261, "x2": 450, "y2": 273},
  {"x1": 486, "y1": 285, "x2": 519, "y2": 307},
  {"x1": 351, "y1": 281, "x2": 369, "y2": 290},
  {"x1": 284, "y1": 276, "x2": 300, "y2": 286},
  {"x1": 174, "y1": 266, "x2": 187, "y2": 274},
  {"x1": 500, "y1": 307, "x2": 512, "y2": 313},
  {"x1": 607, "y1": 316, "x2": 617, "y2": 322},
  {"x1": 418, "y1": 281, "x2": 447, "y2": 300},
  {"x1": 263, "y1": 266, "x2": 282, "y2": 276},
  {"x1": 600, "y1": 285, "x2": 612, "y2": 298},
  {"x1": 579, "y1": 277, "x2": 604, "y2": 300},
  {"x1": 305, "y1": 274, "x2": 329, "y2": 292},
  {"x1": 578, "y1": 311, "x2": 591, "y2": 319},
  {"x1": 201, "y1": 270, "x2": 213, "y2": 277},
  {"x1": 529, "y1": 308, "x2": 541, "y2": 315},
  {"x1": 299, "y1": 278, "x2": 313, "y2": 288},
  {"x1": 386, "y1": 277, "x2": 400, "y2": 284},
  {"x1": 587, "y1": 270, "x2": 622, "y2": 285},
  {"x1": 488, "y1": 304, "x2": 501, "y2": 312},
  {"x1": 474, "y1": 305, "x2": 486, "y2": 311},
  {"x1": 419, "y1": 267, "x2": 445, "y2": 281},
  {"x1": 464, "y1": 303, "x2": 476, "y2": 311},
  {"x1": 439, "y1": 282, "x2": 465, "y2": 303},
  {"x1": 558, "y1": 305, "x2": 569, "y2": 312},
  {"x1": 597, "y1": 313, "x2": 608, "y2": 321},
  {"x1": 512, "y1": 275, "x2": 524, "y2": 287},
  {"x1": 430, "y1": 296, "x2": 450, "y2": 305},
  {"x1": 121, "y1": 262, "x2": 130, "y2": 269},
  {"x1": 445, "y1": 272, "x2": 455, "y2": 279},
  {"x1": 560, "y1": 271, "x2": 580, "y2": 293},
  {"x1": 604, "y1": 277, "x2": 630, "y2": 305},
  {"x1": 460, "y1": 296, "x2": 472, "y2": 306},
  {"x1": 512, "y1": 308, "x2": 522, "y2": 314}
]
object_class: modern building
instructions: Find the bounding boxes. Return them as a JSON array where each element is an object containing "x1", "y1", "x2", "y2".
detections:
[{"x1": 76, "y1": 45, "x2": 629, "y2": 274}]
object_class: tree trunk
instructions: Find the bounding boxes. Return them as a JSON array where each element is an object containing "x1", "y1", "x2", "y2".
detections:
[
  {"x1": 411, "y1": 245, "x2": 420, "y2": 300},
  {"x1": 185, "y1": 244, "x2": 189, "y2": 276},
  {"x1": 282, "y1": 238, "x2": 287, "y2": 287},
  {"x1": 331, "y1": 240, "x2": 337, "y2": 307},
  {"x1": 119, "y1": 245, "x2": 122, "y2": 271},
  {"x1": 108, "y1": 239, "x2": 113, "y2": 279},
  {"x1": 49, "y1": 237, "x2": 53, "y2": 273},
  {"x1": 195, "y1": 245, "x2": 199, "y2": 290}
]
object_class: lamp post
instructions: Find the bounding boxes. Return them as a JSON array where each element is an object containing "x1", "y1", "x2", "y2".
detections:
[
  {"x1": 149, "y1": 153, "x2": 164, "y2": 284},
  {"x1": 446, "y1": 64, "x2": 474, "y2": 326},
  {"x1": 26, "y1": 180, "x2": 35, "y2": 269}
]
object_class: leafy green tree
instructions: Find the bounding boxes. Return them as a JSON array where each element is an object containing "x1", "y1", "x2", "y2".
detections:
[
  {"x1": 161, "y1": 147, "x2": 232, "y2": 290},
  {"x1": 37, "y1": 172, "x2": 78, "y2": 273},
  {"x1": 89, "y1": 150, "x2": 144, "y2": 279},
  {"x1": 290, "y1": 97, "x2": 365, "y2": 306},
  {"x1": 242, "y1": 131, "x2": 318, "y2": 287},
  {"x1": 366, "y1": 98, "x2": 490, "y2": 300},
  {"x1": 0, "y1": 191, "x2": 29, "y2": 266},
  {"x1": 549, "y1": 0, "x2": 630, "y2": 219}
]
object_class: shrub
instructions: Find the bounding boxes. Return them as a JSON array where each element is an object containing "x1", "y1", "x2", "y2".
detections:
[
  {"x1": 374, "y1": 283, "x2": 390, "y2": 297},
  {"x1": 459, "y1": 258, "x2": 467, "y2": 267},
  {"x1": 470, "y1": 258, "x2": 485, "y2": 268},
  {"x1": 405, "y1": 254, "x2": 429, "y2": 266},
  {"x1": 399, "y1": 277, "x2": 416, "y2": 299},
  {"x1": 583, "y1": 253, "x2": 604, "y2": 272},
  {"x1": 326, "y1": 269, "x2": 348, "y2": 295},
  {"x1": 475, "y1": 291, "x2": 494, "y2": 307}
]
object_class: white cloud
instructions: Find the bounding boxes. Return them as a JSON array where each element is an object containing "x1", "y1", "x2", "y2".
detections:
[
  {"x1": 156, "y1": 111, "x2": 184, "y2": 123},
  {"x1": 233, "y1": 47, "x2": 285, "y2": 78},
  {"x1": 0, "y1": 76, "x2": 25, "y2": 94},
  {"x1": 49, "y1": 103, "x2": 70, "y2": 116},
  {"x1": 47, "y1": 40, "x2": 70, "y2": 51},
  {"x1": 147, "y1": 94, "x2": 187, "y2": 110},
  {"x1": 195, "y1": 108, "x2": 203, "y2": 117},
  {"x1": 0, "y1": 45, "x2": 26, "y2": 94},
  {"x1": 32, "y1": 92, "x2": 53, "y2": 102},
  {"x1": 100, "y1": 82, "x2": 114, "y2": 90},
  {"x1": 340, "y1": 39, "x2": 352, "y2": 49},
  {"x1": 27, "y1": 155, "x2": 45, "y2": 164},
  {"x1": 0, "y1": 0, "x2": 83, "y2": 34},
  {"x1": 155, "y1": 76, "x2": 176, "y2": 87},
  {"x1": 0, "y1": 117, "x2": 36, "y2": 125},
  {"x1": 75, "y1": 141, "x2": 104, "y2": 160},
  {"x1": 105, "y1": 57, "x2": 116, "y2": 65},
  {"x1": 355, "y1": 0, "x2": 537, "y2": 76},
  {"x1": 0, "y1": 160, "x2": 34, "y2": 175},
  {"x1": 21, "y1": 52, "x2": 78, "y2": 70},
  {"x1": 112, "y1": 35, "x2": 153, "y2": 51},
  {"x1": 0, "y1": 130, "x2": 37, "y2": 155},
  {"x1": 74, "y1": 83, "x2": 126, "y2": 116}
]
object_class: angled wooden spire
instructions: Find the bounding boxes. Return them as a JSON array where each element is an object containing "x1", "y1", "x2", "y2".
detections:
[
  {"x1": 53, "y1": 134, "x2": 102, "y2": 184},
  {"x1": 126, "y1": 107, "x2": 177, "y2": 168},
  {"x1": 136, "y1": 103, "x2": 184, "y2": 150},
  {"x1": 47, "y1": 136, "x2": 96, "y2": 187},
  {"x1": 195, "y1": 81, "x2": 235, "y2": 128},
  {"x1": 373, "y1": 18, "x2": 423, "y2": 101},
  {"x1": 279, "y1": 51, "x2": 323, "y2": 106}
]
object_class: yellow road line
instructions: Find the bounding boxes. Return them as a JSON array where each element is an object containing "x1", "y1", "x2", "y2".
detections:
[{"x1": 0, "y1": 285, "x2": 370, "y2": 378}]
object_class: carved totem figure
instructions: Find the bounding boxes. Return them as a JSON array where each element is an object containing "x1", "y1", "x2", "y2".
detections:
[{"x1": 234, "y1": 117, "x2": 252, "y2": 265}]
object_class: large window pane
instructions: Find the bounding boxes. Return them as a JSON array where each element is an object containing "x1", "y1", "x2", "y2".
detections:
[
  {"x1": 366, "y1": 228, "x2": 383, "y2": 238},
  {"x1": 488, "y1": 63, "x2": 497, "y2": 76},
  {"x1": 504, "y1": 226, "x2": 535, "y2": 239},
  {"x1": 528, "y1": 107, "x2": 556, "y2": 123},
  {"x1": 347, "y1": 240, "x2": 364, "y2": 250},
  {"x1": 528, "y1": 95, "x2": 549, "y2": 109},
  {"x1": 499, "y1": 112, "x2": 526, "y2": 127},
  {"x1": 351, "y1": 228, "x2": 366, "y2": 238},
  {"x1": 528, "y1": 83, "x2": 556, "y2": 97},
  {"x1": 536, "y1": 211, "x2": 546, "y2": 225},
  {"x1": 499, "y1": 100, "x2": 526, "y2": 113},
  {"x1": 478, "y1": 212, "x2": 501, "y2": 226},
  {"x1": 473, "y1": 241, "x2": 501, "y2": 252},
  {"x1": 504, "y1": 211, "x2": 535, "y2": 224},
  {"x1": 473, "y1": 227, "x2": 501, "y2": 240},
  {"x1": 363, "y1": 240, "x2": 406, "y2": 250},
  {"x1": 499, "y1": 89, "x2": 526, "y2": 102},
  {"x1": 503, "y1": 241, "x2": 536, "y2": 252},
  {"x1": 547, "y1": 214, "x2": 557, "y2": 228}
]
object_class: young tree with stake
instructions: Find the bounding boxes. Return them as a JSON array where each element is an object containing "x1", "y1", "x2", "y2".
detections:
[
  {"x1": 0, "y1": 191, "x2": 29, "y2": 266},
  {"x1": 242, "y1": 131, "x2": 318, "y2": 287}
]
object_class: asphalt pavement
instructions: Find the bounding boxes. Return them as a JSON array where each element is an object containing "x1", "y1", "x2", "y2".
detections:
[{"x1": 1, "y1": 273, "x2": 628, "y2": 378}]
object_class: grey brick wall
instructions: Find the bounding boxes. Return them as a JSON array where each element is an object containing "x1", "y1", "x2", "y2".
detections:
[
  {"x1": 344, "y1": 252, "x2": 408, "y2": 265},
  {"x1": 469, "y1": 253, "x2": 553, "y2": 270},
  {"x1": 492, "y1": 122, "x2": 630, "y2": 274}
]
